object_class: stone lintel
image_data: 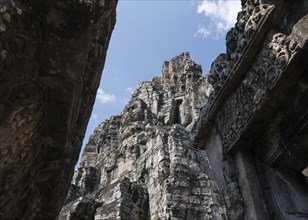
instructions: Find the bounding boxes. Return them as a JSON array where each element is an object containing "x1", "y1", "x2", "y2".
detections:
[
  {"x1": 207, "y1": 5, "x2": 278, "y2": 120},
  {"x1": 225, "y1": 39, "x2": 308, "y2": 154},
  {"x1": 192, "y1": 3, "x2": 286, "y2": 149}
]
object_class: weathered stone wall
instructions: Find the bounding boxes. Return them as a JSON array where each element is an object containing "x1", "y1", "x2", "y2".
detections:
[
  {"x1": 60, "y1": 177, "x2": 149, "y2": 220},
  {"x1": 60, "y1": 1, "x2": 308, "y2": 219},
  {"x1": 61, "y1": 1, "x2": 308, "y2": 220},
  {"x1": 0, "y1": 0, "x2": 118, "y2": 219},
  {"x1": 192, "y1": 0, "x2": 308, "y2": 219},
  {"x1": 3, "y1": 0, "x2": 305, "y2": 218},
  {"x1": 60, "y1": 53, "x2": 227, "y2": 220}
]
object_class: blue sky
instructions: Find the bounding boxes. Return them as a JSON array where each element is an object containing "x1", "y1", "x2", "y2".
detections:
[{"x1": 78, "y1": 0, "x2": 241, "y2": 165}]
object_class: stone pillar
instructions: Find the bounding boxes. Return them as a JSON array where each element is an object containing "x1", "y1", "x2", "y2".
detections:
[{"x1": 235, "y1": 149, "x2": 269, "y2": 220}]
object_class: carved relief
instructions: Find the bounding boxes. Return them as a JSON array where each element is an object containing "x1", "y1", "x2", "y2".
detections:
[
  {"x1": 217, "y1": 30, "x2": 301, "y2": 152},
  {"x1": 208, "y1": 3, "x2": 274, "y2": 92},
  {"x1": 222, "y1": 156, "x2": 245, "y2": 219},
  {"x1": 0, "y1": 1, "x2": 118, "y2": 219},
  {"x1": 208, "y1": 54, "x2": 231, "y2": 91},
  {"x1": 0, "y1": 102, "x2": 45, "y2": 219}
]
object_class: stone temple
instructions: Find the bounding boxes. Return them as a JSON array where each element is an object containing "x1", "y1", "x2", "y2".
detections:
[
  {"x1": 60, "y1": 52, "x2": 222, "y2": 219},
  {"x1": 0, "y1": 0, "x2": 308, "y2": 219}
]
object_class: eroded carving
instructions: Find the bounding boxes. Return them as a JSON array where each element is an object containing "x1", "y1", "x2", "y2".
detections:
[
  {"x1": 208, "y1": 3, "x2": 274, "y2": 92},
  {"x1": 59, "y1": 53, "x2": 226, "y2": 220},
  {"x1": 0, "y1": 0, "x2": 117, "y2": 218},
  {"x1": 217, "y1": 30, "x2": 301, "y2": 152}
]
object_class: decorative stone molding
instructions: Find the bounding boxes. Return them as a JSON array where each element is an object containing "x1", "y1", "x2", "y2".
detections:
[
  {"x1": 208, "y1": 4, "x2": 275, "y2": 92},
  {"x1": 217, "y1": 30, "x2": 302, "y2": 152}
]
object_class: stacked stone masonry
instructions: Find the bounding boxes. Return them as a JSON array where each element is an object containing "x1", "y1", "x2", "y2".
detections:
[
  {"x1": 1, "y1": 0, "x2": 308, "y2": 219},
  {"x1": 61, "y1": 0, "x2": 308, "y2": 219},
  {"x1": 60, "y1": 52, "x2": 227, "y2": 220}
]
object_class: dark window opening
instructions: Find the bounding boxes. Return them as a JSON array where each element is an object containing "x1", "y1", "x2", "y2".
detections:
[
  {"x1": 174, "y1": 99, "x2": 182, "y2": 124},
  {"x1": 173, "y1": 75, "x2": 178, "y2": 84},
  {"x1": 180, "y1": 84, "x2": 185, "y2": 92}
]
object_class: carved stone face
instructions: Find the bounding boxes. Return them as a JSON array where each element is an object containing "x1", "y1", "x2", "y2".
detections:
[
  {"x1": 208, "y1": 54, "x2": 229, "y2": 89},
  {"x1": 122, "y1": 99, "x2": 147, "y2": 124},
  {"x1": 120, "y1": 99, "x2": 151, "y2": 140}
]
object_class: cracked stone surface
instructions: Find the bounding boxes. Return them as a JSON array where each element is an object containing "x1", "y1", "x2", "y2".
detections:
[
  {"x1": 0, "y1": 0, "x2": 118, "y2": 219},
  {"x1": 2, "y1": 0, "x2": 308, "y2": 219},
  {"x1": 60, "y1": 1, "x2": 308, "y2": 219},
  {"x1": 59, "y1": 52, "x2": 227, "y2": 220}
]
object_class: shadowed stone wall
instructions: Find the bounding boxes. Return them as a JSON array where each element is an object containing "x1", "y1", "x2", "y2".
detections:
[
  {"x1": 0, "y1": 0, "x2": 118, "y2": 219},
  {"x1": 193, "y1": 0, "x2": 308, "y2": 219}
]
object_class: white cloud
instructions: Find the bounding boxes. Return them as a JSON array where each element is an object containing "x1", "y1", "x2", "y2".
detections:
[
  {"x1": 194, "y1": 27, "x2": 212, "y2": 39},
  {"x1": 196, "y1": 0, "x2": 241, "y2": 38},
  {"x1": 125, "y1": 87, "x2": 134, "y2": 94},
  {"x1": 96, "y1": 88, "x2": 116, "y2": 104}
]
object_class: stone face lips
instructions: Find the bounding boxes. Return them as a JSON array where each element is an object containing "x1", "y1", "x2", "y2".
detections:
[
  {"x1": 60, "y1": 52, "x2": 227, "y2": 219},
  {"x1": 0, "y1": 0, "x2": 117, "y2": 219}
]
